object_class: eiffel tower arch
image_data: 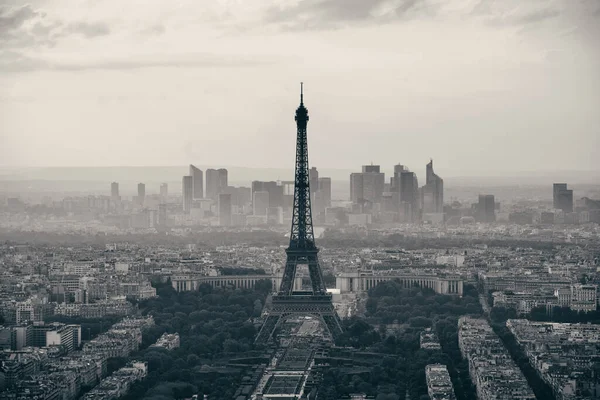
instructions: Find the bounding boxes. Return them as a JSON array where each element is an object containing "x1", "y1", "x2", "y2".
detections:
[{"x1": 255, "y1": 84, "x2": 343, "y2": 344}]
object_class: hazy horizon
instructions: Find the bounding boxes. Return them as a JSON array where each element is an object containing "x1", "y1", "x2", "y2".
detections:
[{"x1": 1, "y1": 165, "x2": 599, "y2": 188}]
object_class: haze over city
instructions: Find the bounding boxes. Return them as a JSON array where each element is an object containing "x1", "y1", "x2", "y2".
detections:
[{"x1": 1, "y1": 0, "x2": 599, "y2": 176}]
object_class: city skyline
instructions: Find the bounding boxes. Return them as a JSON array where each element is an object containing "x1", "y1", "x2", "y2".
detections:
[{"x1": 1, "y1": 1, "x2": 599, "y2": 173}]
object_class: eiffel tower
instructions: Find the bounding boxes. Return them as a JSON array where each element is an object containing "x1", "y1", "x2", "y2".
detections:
[{"x1": 255, "y1": 84, "x2": 343, "y2": 344}]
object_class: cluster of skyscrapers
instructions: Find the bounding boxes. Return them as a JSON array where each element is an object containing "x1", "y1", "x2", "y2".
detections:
[
  {"x1": 182, "y1": 166, "x2": 232, "y2": 225},
  {"x1": 349, "y1": 160, "x2": 443, "y2": 224},
  {"x1": 177, "y1": 165, "x2": 333, "y2": 227}
]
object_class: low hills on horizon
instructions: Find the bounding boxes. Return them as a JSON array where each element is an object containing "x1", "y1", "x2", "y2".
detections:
[{"x1": 0, "y1": 165, "x2": 598, "y2": 187}]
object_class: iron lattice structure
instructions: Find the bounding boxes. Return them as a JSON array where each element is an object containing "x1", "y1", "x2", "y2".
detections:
[{"x1": 255, "y1": 84, "x2": 343, "y2": 344}]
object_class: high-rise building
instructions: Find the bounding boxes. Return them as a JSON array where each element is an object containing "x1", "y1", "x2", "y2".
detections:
[
  {"x1": 252, "y1": 181, "x2": 284, "y2": 209},
  {"x1": 350, "y1": 165, "x2": 385, "y2": 209},
  {"x1": 206, "y1": 168, "x2": 228, "y2": 200},
  {"x1": 218, "y1": 168, "x2": 228, "y2": 190},
  {"x1": 553, "y1": 183, "x2": 573, "y2": 212},
  {"x1": 253, "y1": 191, "x2": 270, "y2": 216},
  {"x1": 158, "y1": 203, "x2": 167, "y2": 228},
  {"x1": 318, "y1": 177, "x2": 332, "y2": 208},
  {"x1": 137, "y1": 183, "x2": 146, "y2": 206},
  {"x1": 160, "y1": 183, "x2": 168, "y2": 200},
  {"x1": 309, "y1": 167, "x2": 319, "y2": 196},
  {"x1": 398, "y1": 169, "x2": 419, "y2": 222},
  {"x1": 111, "y1": 182, "x2": 119, "y2": 199},
  {"x1": 421, "y1": 159, "x2": 444, "y2": 214},
  {"x1": 389, "y1": 164, "x2": 419, "y2": 222},
  {"x1": 189, "y1": 165, "x2": 204, "y2": 199},
  {"x1": 478, "y1": 194, "x2": 496, "y2": 223},
  {"x1": 313, "y1": 176, "x2": 332, "y2": 218},
  {"x1": 182, "y1": 176, "x2": 193, "y2": 213},
  {"x1": 218, "y1": 194, "x2": 232, "y2": 226}
]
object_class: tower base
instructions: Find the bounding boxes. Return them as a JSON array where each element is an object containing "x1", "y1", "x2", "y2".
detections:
[{"x1": 255, "y1": 293, "x2": 343, "y2": 345}]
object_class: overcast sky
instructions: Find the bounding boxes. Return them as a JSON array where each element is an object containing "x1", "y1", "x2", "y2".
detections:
[{"x1": 0, "y1": 0, "x2": 599, "y2": 176}]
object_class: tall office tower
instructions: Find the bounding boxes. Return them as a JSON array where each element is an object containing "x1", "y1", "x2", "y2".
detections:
[
  {"x1": 206, "y1": 168, "x2": 228, "y2": 200},
  {"x1": 235, "y1": 187, "x2": 252, "y2": 209},
  {"x1": 137, "y1": 183, "x2": 146, "y2": 206},
  {"x1": 399, "y1": 169, "x2": 419, "y2": 222},
  {"x1": 253, "y1": 191, "x2": 270, "y2": 216},
  {"x1": 160, "y1": 183, "x2": 168, "y2": 200},
  {"x1": 350, "y1": 173, "x2": 364, "y2": 204},
  {"x1": 478, "y1": 194, "x2": 496, "y2": 223},
  {"x1": 218, "y1": 194, "x2": 232, "y2": 226},
  {"x1": 218, "y1": 168, "x2": 228, "y2": 190},
  {"x1": 189, "y1": 164, "x2": 204, "y2": 199},
  {"x1": 182, "y1": 176, "x2": 193, "y2": 213},
  {"x1": 318, "y1": 177, "x2": 332, "y2": 207},
  {"x1": 158, "y1": 203, "x2": 167, "y2": 228},
  {"x1": 421, "y1": 159, "x2": 444, "y2": 214},
  {"x1": 309, "y1": 167, "x2": 319, "y2": 196},
  {"x1": 553, "y1": 183, "x2": 573, "y2": 212},
  {"x1": 252, "y1": 181, "x2": 284, "y2": 209},
  {"x1": 553, "y1": 183, "x2": 567, "y2": 208},
  {"x1": 350, "y1": 165, "x2": 385, "y2": 208},
  {"x1": 389, "y1": 164, "x2": 419, "y2": 221},
  {"x1": 110, "y1": 182, "x2": 119, "y2": 199},
  {"x1": 206, "y1": 169, "x2": 219, "y2": 200}
]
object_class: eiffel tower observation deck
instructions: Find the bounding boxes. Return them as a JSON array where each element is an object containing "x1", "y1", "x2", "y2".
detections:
[{"x1": 255, "y1": 84, "x2": 343, "y2": 345}]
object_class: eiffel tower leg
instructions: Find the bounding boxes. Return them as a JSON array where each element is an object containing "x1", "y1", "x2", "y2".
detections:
[
  {"x1": 322, "y1": 312, "x2": 343, "y2": 339},
  {"x1": 307, "y1": 254, "x2": 326, "y2": 294},
  {"x1": 280, "y1": 255, "x2": 298, "y2": 295},
  {"x1": 255, "y1": 315, "x2": 281, "y2": 345}
]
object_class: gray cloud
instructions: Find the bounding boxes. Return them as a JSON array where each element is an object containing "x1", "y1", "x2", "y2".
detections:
[
  {"x1": 0, "y1": 4, "x2": 110, "y2": 51},
  {"x1": 0, "y1": 4, "x2": 49, "y2": 48},
  {"x1": 66, "y1": 21, "x2": 110, "y2": 38},
  {"x1": 472, "y1": 0, "x2": 561, "y2": 27},
  {"x1": 264, "y1": 0, "x2": 429, "y2": 30},
  {"x1": 0, "y1": 4, "x2": 39, "y2": 33},
  {"x1": 0, "y1": 51, "x2": 276, "y2": 73},
  {"x1": 260, "y1": 0, "x2": 570, "y2": 31}
]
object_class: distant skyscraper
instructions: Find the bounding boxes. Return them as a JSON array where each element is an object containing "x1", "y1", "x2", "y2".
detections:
[
  {"x1": 182, "y1": 176, "x2": 193, "y2": 213},
  {"x1": 206, "y1": 168, "x2": 228, "y2": 200},
  {"x1": 189, "y1": 165, "x2": 204, "y2": 199},
  {"x1": 252, "y1": 181, "x2": 284, "y2": 209},
  {"x1": 309, "y1": 167, "x2": 319, "y2": 196},
  {"x1": 398, "y1": 169, "x2": 419, "y2": 222},
  {"x1": 318, "y1": 177, "x2": 332, "y2": 208},
  {"x1": 111, "y1": 182, "x2": 119, "y2": 199},
  {"x1": 218, "y1": 193, "x2": 232, "y2": 226},
  {"x1": 389, "y1": 164, "x2": 420, "y2": 221},
  {"x1": 158, "y1": 203, "x2": 167, "y2": 228},
  {"x1": 253, "y1": 191, "x2": 269, "y2": 216},
  {"x1": 350, "y1": 165, "x2": 385, "y2": 208},
  {"x1": 478, "y1": 194, "x2": 496, "y2": 223},
  {"x1": 553, "y1": 183, "x2": 573, "y2": 212},
  {"x1": 227, "y1": 186, "x2": 252, "y2": 209},
  {"x1": 137, "y1": 183, "x2": 145, "y2": 206},
  {"x1": 218, "y1": 168, "x2": 228, "y2": 190},
  {"x1": 160, "y1": 183, "x2": 168, "y2": 200},
  {"x1": 421, "y1": 159, "x2": 444, "y2": 214},
  {"x1": 312, "y1": 177, "x2": 332, "y2": 218}
]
